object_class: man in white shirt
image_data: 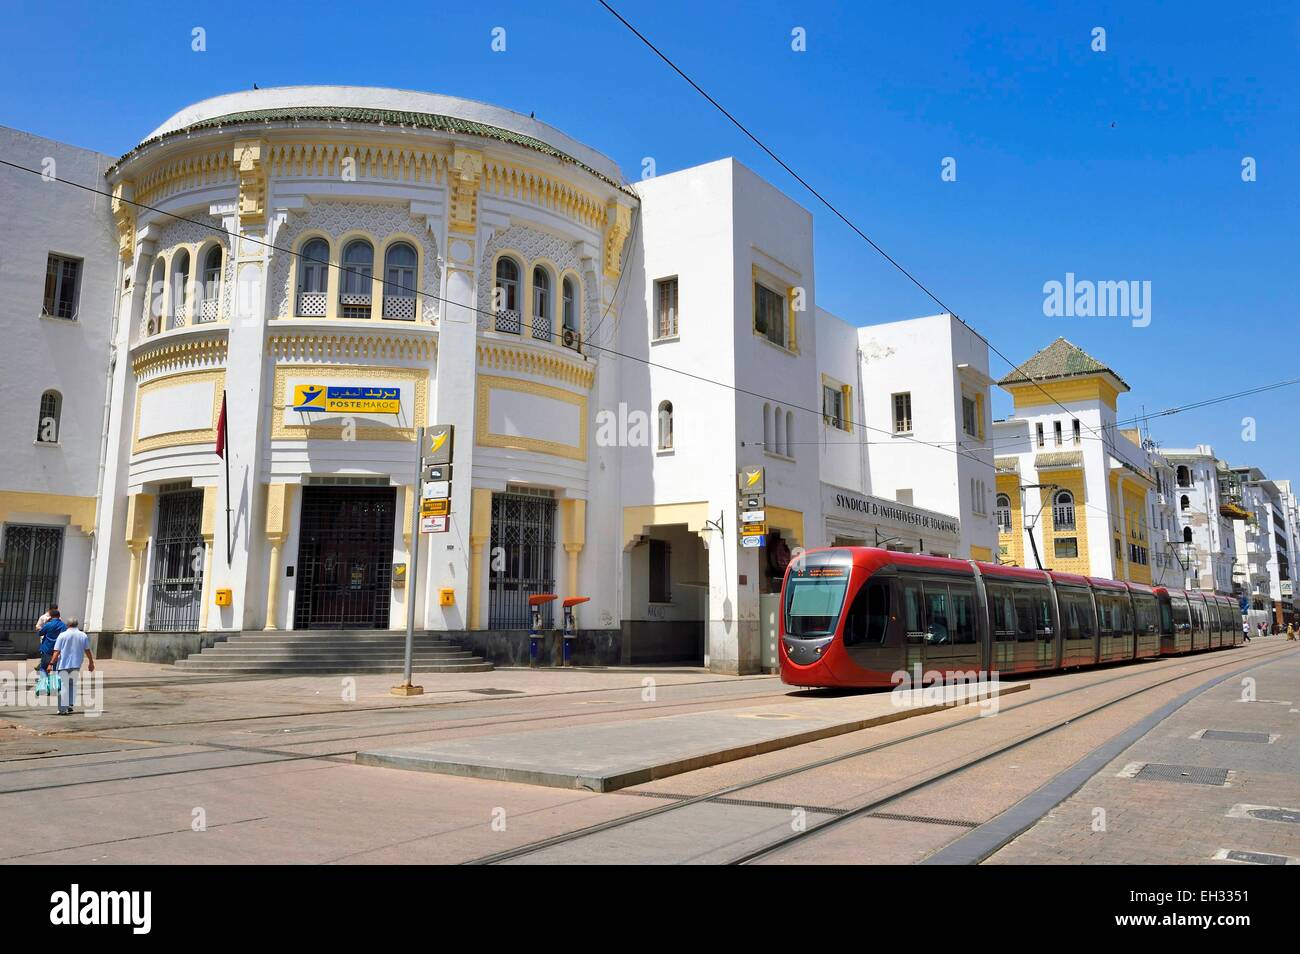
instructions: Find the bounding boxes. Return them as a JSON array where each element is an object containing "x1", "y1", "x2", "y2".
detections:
[{"x1": 48, "y1": 618, "x2": 94, "y2": 716}]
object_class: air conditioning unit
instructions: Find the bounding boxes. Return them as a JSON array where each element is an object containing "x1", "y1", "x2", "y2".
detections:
[{"x1": 561, "y1": 327, "x2": 581, "y2": 351}]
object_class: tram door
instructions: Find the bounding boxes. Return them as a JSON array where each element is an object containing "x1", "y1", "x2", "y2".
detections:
[
  {"x1": 147, "y1": 489, "x2": 204, "y2": 631},
  {"x1": 0, "y1": 525, "x2": 63, "y2": 632}
]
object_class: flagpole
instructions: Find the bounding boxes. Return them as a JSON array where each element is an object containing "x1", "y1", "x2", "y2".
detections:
[{"x1": 222, "y1": 391, "x2": 233, "y2": 566}]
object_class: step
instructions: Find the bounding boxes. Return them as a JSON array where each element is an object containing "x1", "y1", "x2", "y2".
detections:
[
  {"x1": 216, "y1": 639, "x2": 458, "y2": 649},
  {"x1": 188, "y1": 653, "x2": 479, "y2": 663},
  {"x1": 171, "y1": 660, "x2": 494, "y2": 674}
]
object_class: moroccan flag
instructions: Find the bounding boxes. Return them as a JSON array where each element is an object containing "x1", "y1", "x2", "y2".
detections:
[{"x1": 215, "y1": 392, "x2": 228, "y2": 458}]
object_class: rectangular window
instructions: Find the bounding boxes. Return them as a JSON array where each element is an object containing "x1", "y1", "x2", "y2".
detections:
[
  {"x1": 822, "y1": 384, "x2": 848, "y2": 431},
  {"x1": 1054, "y1": 536, "x2": 1079, "y2": 559},
  {"x1": 1036, "y1": 422, "x2": 1045, "y2": 448},
  {"x1": 1054, "y1": 420, "x2": 1063, "y2": 447},
  {"x1": 962, "y1": 396, "x2": 978, "y2": 437},
  {"x1": 753, "y1": 282, "x2": 786, "y2": 348},
  {"x1": 892, "y1": 392, "x2": 912, "y2": 433},
  {"x1": 1072, "y1": 419, "x2": 1081, "y2": 445},
  {"x1": 948, "y1": 584, "x2": 978, "y2": 644},
  {"x1": 654, "y1": 277, "x2": 678, "y2": 339},
  {"x1": 43, "y1": 254, "x2": 82, "y2": 320},
  {"x1": 649, "y1": 539, "x2": 671, "y2": 603}
]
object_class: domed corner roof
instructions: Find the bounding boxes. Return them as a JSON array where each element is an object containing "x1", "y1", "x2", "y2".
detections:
[{"x1": 129, "y1": 85, "x2": 627, "y2": 188}]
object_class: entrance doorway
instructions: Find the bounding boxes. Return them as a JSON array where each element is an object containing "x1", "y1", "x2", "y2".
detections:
[
  {"x1": 294, "y1": 486, "x2": 396, "y2": 630},
  {"x1": 488, "y1": 489, "x2": 556, "y2": 629},
  {"x1": 148, "y1": 489, "x2": 204, "y2": 631},
  {"x1": 0, "y1": 525, "x2": 63, "y2": 632}
]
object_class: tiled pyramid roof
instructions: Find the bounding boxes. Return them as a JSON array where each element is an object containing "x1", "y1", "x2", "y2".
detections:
[{"x1": 997, "y1": 337, "x2": 1128, "y2": 389}]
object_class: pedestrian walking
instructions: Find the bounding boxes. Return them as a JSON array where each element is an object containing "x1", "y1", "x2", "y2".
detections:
[
  {"x1": 1287, "y1": 623, "x2": 1295, "y2": 641},
  {"x1": 48, "y1": 618, "x2": 93, "y2": 716},
  {"x1": 1242, "y1": 620, "x2": 1251, "y2": 643},
  {"x1": 36, "y1": 609, "x2": 66, "y2": 675},
  {"x1": 35, "y1": 603, "x2": 58, "y2": 631}
]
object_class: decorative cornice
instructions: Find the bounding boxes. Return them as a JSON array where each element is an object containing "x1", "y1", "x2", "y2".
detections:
[
  {"x1": 603, "y1": 198, "x2": 633, "y2": 280},
  {"x1": 448, "y1": 146, "x2": 483, "y2": 234},
  {"x1": 133, "y1": 148, "x2": 235, "y2": 209},
  {"x1": 477, "y1": 341, "x2": 594, "y2": 389},
  {"x1": 132, "y1": 332, "x2": 229, "y2": 380},
  {"x1": 267, "y1": 328, "x2": 437, "y2": 363}
]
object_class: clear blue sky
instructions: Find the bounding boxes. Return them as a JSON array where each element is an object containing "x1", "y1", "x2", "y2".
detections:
[{"x1": 3, "y1": 1, "x2": 1296, "y2": 476}]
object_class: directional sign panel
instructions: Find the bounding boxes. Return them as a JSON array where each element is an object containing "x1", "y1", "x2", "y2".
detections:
[
  {"x1": 741, "y1": 522, "x2": 767, "y2": 537},
  {"x1": 740, "y1": 535, "x2": 763, "y2": 548},
  {"x1": 424, "y1": 464, "x2": 451, "y2": 482},
  {"x1": 740, "y1": 509, "x2": 766, "y2": 523},
  {"x1": 740, "y1": 494, "x2": 764, "y2": 511},
  {"x1": 737, "y1": 467, "x2": 765, "y2": 495},
  {"x1": 423, "y1": 424, "x2": 454, "y2": 466},
  {"x1": 423, "y1": 480, "x2": 450, "y2": 500},
  {"x1": 421, "y1": 498, "x2": 450, "y2": 517},
  {"x1": 420, "y1": 515, "x2": 449, "y2": 534}
]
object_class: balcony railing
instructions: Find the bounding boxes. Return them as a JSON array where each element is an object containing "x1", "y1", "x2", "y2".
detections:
[
  {"x1": 296, "y1": 292, "x2": 327, "y2": 317},
  {"x1": 495, "y1": 308, "x2": 521, "y2": 334},
  {"x1": 383, "y1": 295, "x2": 417, "y2": 321},
  {"x1": 198, "y1": 298, "x2": 220, "y2": 323},
  {"x1": 531, "y1": 314, "x2": 551, "y2": 342}
]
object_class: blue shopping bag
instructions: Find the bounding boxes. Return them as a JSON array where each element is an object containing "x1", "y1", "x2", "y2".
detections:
[{"x1": 34, "y1": 670, "x2": 61, "y2": 696}]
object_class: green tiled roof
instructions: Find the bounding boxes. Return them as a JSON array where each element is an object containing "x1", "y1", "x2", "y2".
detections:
[
  {"x1": 113, "y1": 106, "x2": 628, "y2": 190},
  {"x1": 998, "y1": 337, "x2": 1128, "y2": 389}
]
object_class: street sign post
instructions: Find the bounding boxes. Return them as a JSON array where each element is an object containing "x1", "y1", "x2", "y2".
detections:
[{"x1": 393, "y1": 425, "x2": 425, "y2": 697}]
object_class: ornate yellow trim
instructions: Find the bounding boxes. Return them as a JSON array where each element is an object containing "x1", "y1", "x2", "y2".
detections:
[
  {"x1": 765, "y1": 505, "x2": 805, "y2": 548},
  {"x1": 270, "y1": 364, "x2": 428, "y2": 442},
  {"x1": 132, "y1": 331, "x2": 229, "y2": 380},
  {"x1": 622, "y1": 502, "x2": 710, "y2": 549},
  {"x1": 476, "y1": 341, "x2": 593, "y2": 388},
  {"x1": 111, "y1": 181, "x2": 136, "y2": 262},
  {"x1": 1005, "y1": 376, "x2": 1120, "y2": 412},
  {"x1": 448, "y1": 146, "x2": 484, "y2": 234},
  {"x1": 133, "y1": 148, "x2": 236, "y2": 209},
  {"x1": 233, "y1": 139, "x2": 267, "y2": 226},
  {"x1": 132, "y1": 369, "x2": 226, "y2": 454},
  {"x1": 603, "y1": 199, "x2": 632, "y2": 280},
  {"x1": 266, "y1": 141, "x2": 449, "y2": 183},
  {"x1": 267, "y1": 328, "x2": 436, "y2": 362},
  {"x1": 0, "y1": 491, "x2": 98, "y2": 534},
  {"x1": 475, "y1": 374, "x2": 587, "y2": 461}
]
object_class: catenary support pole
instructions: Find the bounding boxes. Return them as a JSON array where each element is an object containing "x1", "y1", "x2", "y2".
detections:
[{"x1": 393, "y1": 425, "x2": 424, "y2": 696}]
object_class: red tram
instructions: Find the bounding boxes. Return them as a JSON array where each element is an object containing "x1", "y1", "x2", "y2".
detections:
[{"x1": 779, "y1": 547, "x2": 1242, "y2": 689}]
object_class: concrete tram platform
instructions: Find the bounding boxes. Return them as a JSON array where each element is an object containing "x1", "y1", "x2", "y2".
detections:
[{"x1": 357, "y1": 679, "x2": 1026, "y2": 791}]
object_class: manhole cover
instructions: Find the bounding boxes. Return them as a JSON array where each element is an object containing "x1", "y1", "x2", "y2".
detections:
[
  {"x1": 1247, "y1": 807, "x2": 1300, "y2": 824},
  {"x1": 1202, "y1": 730, "x2": 1271, "y2": 743},
  {"x1": 1225, "y1": 849, "x2": 1289, "y2": 865},
  {"x1": 1134, "y1": 763, "x2": 1230, "y2": 786},
  {"x1": 467, "y1": 688, "x2": 522, "y2": 696},
  {"x1": 737, "y1": 712, "x2": 800, "y2": 720}
]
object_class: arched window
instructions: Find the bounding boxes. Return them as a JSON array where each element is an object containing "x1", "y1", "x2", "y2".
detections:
[
  {"x1": 1180, "y1": 494, "x2": 1190, "y2": 511},
  {"x1": 340, "y1": 239, "x2": 374, "y2": 318},
  {"x1": 200, "y1": 245, "x2": 223, "y2": 321},
  {"x1": 494, "y1": 257, "x2": 521, "y2": 333},
  {"x1": 1183, "y1": 526, "x2": 1193, "y2": 544},
  {"x1": 297, "y1": 238, "x2": 329, "y2": 316},
  {"x1": 383, "y1": 242, "x2": 418, "y2": 320},
  {"x1": 1052, "y1": 490, "x2": 1076, "y2": 530},
  {"x1": 774, "y1": 406, "x2": 786, "y2": 456},
  {"x1": 763, "y1": 403, "x2": 772, "y2": 451},
  {"x1": 786, "y1": 410, "x2": 795, "y2": 459},
  {"x1": 147, "y1": 258, "x2": 166, "y2": 336},
  {"x1": 36, "y1": 390, "x2": 61, "y2": 444},
  {"x1": 1176, "y1": 465, "x2": 1191, "y2": 488},
  {"x1": 531, "y1": 266, "x2": 551, "y2": 340},
  {"x1": 170, "y1": 249, "x2": 190, "y2": 327},
  {"x1": 995, "y1": 493, "x2": 1012, "y2": 533},
  {"x1": 657, "y1": 400, "x2": 673, "y2": 450},
  {"x1": 561, "y1": 276, "x2": 578, "y2": 346}
]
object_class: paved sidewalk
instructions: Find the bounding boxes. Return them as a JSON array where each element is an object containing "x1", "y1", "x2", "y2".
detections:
[{"x1": 988, "y1": 649, "x2": 1300, "y2": 864}]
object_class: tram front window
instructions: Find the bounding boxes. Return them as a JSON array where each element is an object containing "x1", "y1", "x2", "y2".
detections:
[{"x1": 784, "y1": 571, "x2": 850, "y2": 638}]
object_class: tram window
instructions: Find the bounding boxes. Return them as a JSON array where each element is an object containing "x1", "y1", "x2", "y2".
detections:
[
  {"x1": 1133, "y1": 595, "x2": 1158, "y2": 634},
  {"x1": 1170, "y1": 600, "x2": 1190, "y2": 632},
  {"x1": 1159, "y1": 600, "x2": 1174, "y2": 635},
  {"x1": 1013, "y1": 594, "x2": 1036, "y2": 641},
  {"x1": 903, "y1": 582, "x2": 925, "y2": 637},
  {"x1": 843, "y1": 581, "x2": 891, "y2": 646},
  {"x1": 783, "y1": 572, "x2": 849, "y2": 638},
  {"x1": 1120, "y1": 597, "x2": 1134, "y2": 633},
  {"x1": 924, "y1": 585, "x2": 950, "y2": 644},
  {"x1": 1017, "y1": 587, "x2": 1055, "y2": 641},
  {"x1": 1096, "y1": 596, "x2": 1115, "y2": 635},
  {"x1": 1061, "y1": 591, "x2": 1094, "y2": 639},
  {"x1": 989, "y1": 585, "x2": 1016, "y2": 639},
  {"x1": 949, "y1": 585, "x2": 977, "y2": 644}
]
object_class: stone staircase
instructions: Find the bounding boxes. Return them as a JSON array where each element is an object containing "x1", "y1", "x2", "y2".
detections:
[
  {"x1": 172, "y1": 630, "x2": 492, "y2": 674},
  {"x1": 0, "y1": 634, "x2": 29, "y2": 661}
]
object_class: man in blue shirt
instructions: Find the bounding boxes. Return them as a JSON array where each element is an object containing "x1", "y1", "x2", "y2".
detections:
[
  {"x1": 49, "y1": 618, "x2": 94, "y2": 716},
  {"x1": 36, "y1": 610, "x2": 66, "y2": 675}
]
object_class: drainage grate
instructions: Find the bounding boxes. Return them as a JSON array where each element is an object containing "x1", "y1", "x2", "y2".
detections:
[
  {"x1": 1225, "y1": 849, "x2": 1289, "y2": 865},
  {"x1": 1248, "y1": 807, "x2": 1300, "y2": 824},
  {"x1": 467, "y1": 688, "x2": 523, "y2": 696},
  {"x1": 867, "y1": 811, "x2": 981, "y2": 829},
  {"x1": 1134, "y1": 763, "x2": 1230, "y2": 786},
  {"x1": 1202, "y1": 730, "x2": 1271, "y2": 744}
]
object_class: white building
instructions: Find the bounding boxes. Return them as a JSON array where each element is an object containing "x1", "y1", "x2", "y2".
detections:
[
  {"x1": 1163, "y1": 446, "x2": 1242, "y2": 595},
  {"x1": 0, "y1": 87, "x2": 990, "y2": 673},
  {"x1": 0, "y1": 126, "x2": 119, "y2": 652}
]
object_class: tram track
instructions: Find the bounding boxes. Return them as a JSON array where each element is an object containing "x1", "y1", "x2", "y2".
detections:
[{"x1": 463, "y1": 641, "x2": 1298, "y2": 865}]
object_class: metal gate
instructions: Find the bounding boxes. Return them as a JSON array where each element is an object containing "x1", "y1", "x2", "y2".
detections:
[
  {"x1": 489, "y1": 490, "x2": 557, "y2": 629},
  {"x1": 0, "y1": 525, "x2": 64, "y2": 632},
  {"x1": 148, "y1": 489, "x2": 205, "y2": 631},
  {"x1": 294, "y1": 486, "x2": 396, "y2": 630}
]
